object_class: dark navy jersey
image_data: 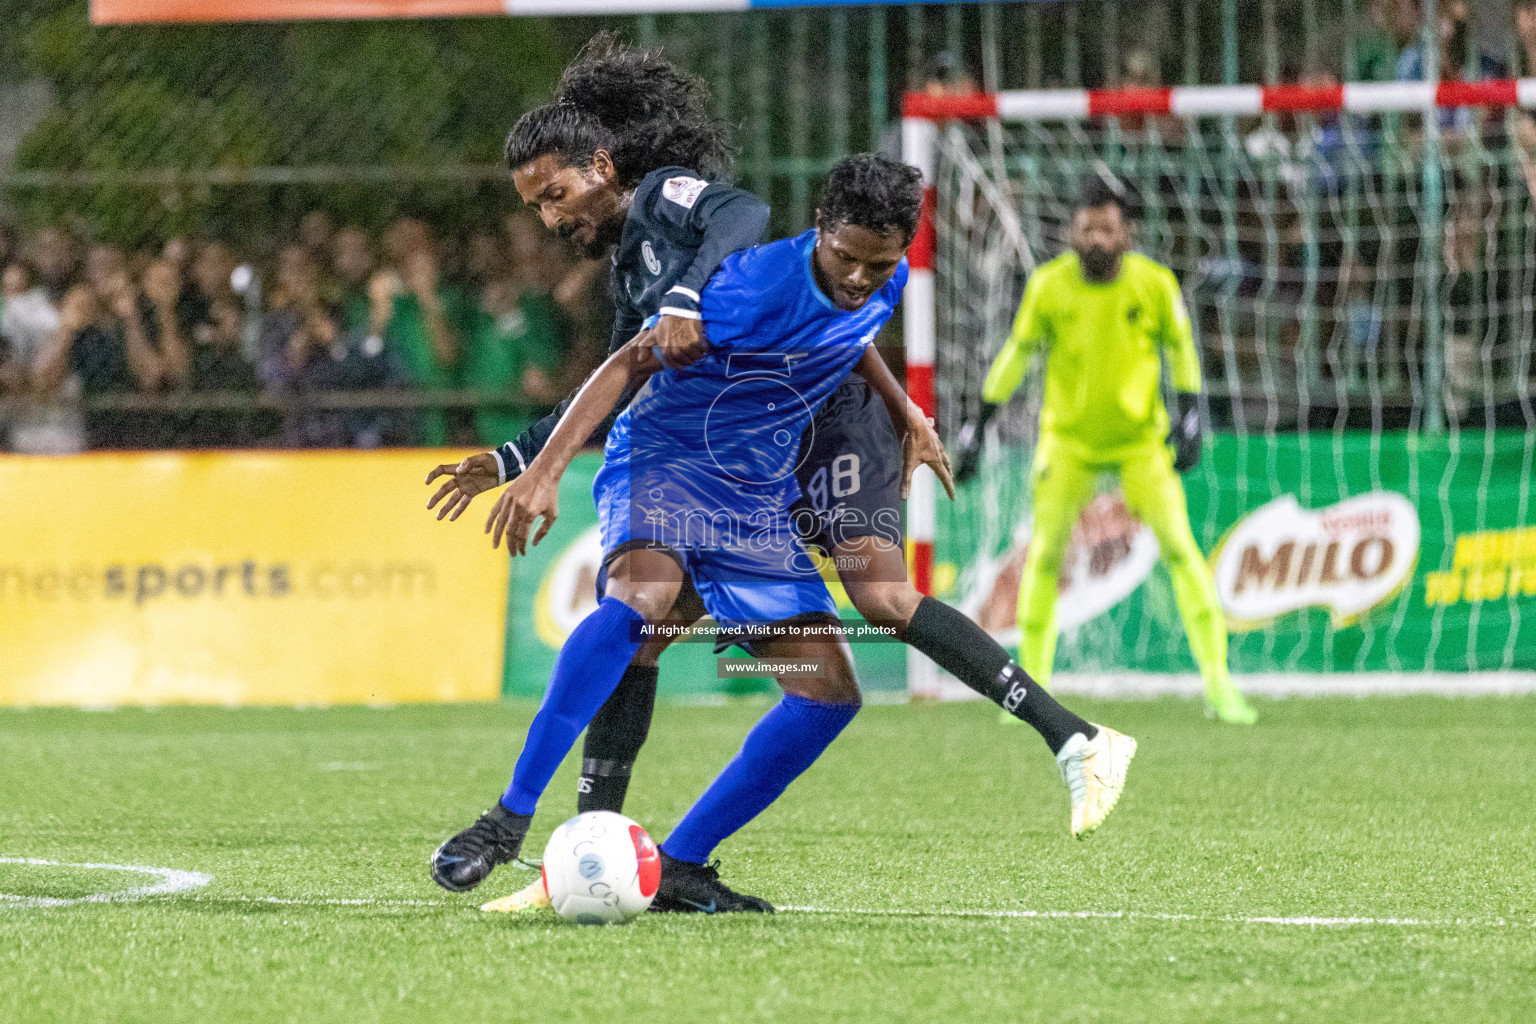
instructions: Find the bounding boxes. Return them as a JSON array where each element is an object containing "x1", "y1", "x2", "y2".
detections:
[{"x1": 493, "y1": 166, "x2": 770, "y2": 481}]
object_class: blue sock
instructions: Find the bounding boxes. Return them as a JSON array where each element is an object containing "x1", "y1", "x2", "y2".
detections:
[
  {"x1": 660, "y1": 693, "x2": 859, "y2": 864},
  {"x1": 501, "y1": 597, "x2": 644, "y2": 815}
]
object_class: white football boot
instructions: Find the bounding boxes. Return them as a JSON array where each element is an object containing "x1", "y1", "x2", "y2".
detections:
[
  {"x1": 1056, "y1": 724, "x2": 1137, "y2": 839},
  {"x1": 480, "y1": 876, "x2": 552, "y2": 914}
]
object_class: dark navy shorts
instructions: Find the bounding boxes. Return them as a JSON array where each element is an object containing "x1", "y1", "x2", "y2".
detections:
[{"x1": 791, "y1": 375, "x2": 905, "y2": 555}]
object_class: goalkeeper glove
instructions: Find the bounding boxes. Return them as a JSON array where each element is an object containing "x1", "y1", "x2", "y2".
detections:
[
  {"x1": 954, "y1": 402, "x2": 999, "y2": 484},
  {"x1": 1168, "y1": 391, "x2": 1203, "y2": 473}
]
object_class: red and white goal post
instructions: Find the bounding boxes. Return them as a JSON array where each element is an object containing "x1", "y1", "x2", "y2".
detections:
[{"x1": 899, "y1": 80, "x2": 1536, "y2": 698}]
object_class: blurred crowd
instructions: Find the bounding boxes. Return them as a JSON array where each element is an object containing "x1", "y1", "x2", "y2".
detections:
[
  {"x1": 0, "y1": 212, "x2": 604, "y2": 453},
  {"x1": 8, "y1": 0, "x2": 1536, "y2": 453},
  {"x1": 1097, "y1": 0, "x2": 1536, "y2": 428}
]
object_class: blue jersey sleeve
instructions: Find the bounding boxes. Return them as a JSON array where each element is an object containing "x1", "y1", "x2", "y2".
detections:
[{"x1": 696, "y1": 255, "x2": 772, "y2": 356}]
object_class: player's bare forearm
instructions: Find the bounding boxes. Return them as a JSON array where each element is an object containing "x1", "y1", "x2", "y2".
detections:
[
  {"x1": 484, "y1": 337, "x2": 663, "y2": 554},
  {"x1": 528, "y1": 337, "x2": 661, "y2": 484},
  {"x1": 855, "y1": 344, "x2": 922, "y2": 434},
  {"x1": 854, "y1": 345, "x2": 955, "y2": 501}
]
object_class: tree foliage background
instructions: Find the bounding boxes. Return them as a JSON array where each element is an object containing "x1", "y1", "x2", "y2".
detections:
[{"x1": 2, "y1": 1, "x2": 582, "y2": 245}]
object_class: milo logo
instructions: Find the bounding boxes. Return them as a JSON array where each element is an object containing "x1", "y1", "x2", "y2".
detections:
[{"x1": 1212, "y1": 492, "x2": 1420, "y2": 630}]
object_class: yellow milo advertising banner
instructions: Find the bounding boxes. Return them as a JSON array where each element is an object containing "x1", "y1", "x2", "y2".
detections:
[{"x1": 0, "y1": 451, "x2": 508, "y2": 706}]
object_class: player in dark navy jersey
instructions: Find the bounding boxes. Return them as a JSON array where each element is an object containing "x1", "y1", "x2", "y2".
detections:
[
  {"x1": 424, "y1": 42, "x2": 1130, "y2": 909},
  {"x1": 436, "y1": 156, "x2": 941, "y2": 913},
  {"x1": 428, "y1": 40, "x2": 944, "y2": 827}
]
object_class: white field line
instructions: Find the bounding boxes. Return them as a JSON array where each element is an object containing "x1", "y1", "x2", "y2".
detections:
[
  {"x1": 0, "y1": 857, "x2": 211, "y2": 909},
  {"x1": 2, "y1": 859, "x2": 1525, "y2": 930},
  {"x1": 784, "y1": 905, "x2": 1532, "y2": 930},
  {"x1": 181, "y1": 895, "x2": 447, "y2": 907},
  {"x1": 920, "y1": 671, "x2": 1536, "y2": 702}
]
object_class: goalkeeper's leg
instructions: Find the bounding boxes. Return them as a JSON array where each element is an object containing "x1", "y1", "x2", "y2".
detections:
[
  {"x1": 1016, "y1": 440, "x2": 1099, "y2": 691},
  {"x1": 1118, "y1": 444, "x2": 1256, "y2": 725}
]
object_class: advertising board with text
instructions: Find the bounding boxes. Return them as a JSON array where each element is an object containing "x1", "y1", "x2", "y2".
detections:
[
  {"x1": 941, "y1": 430, "x2": 1536, "y2": 676},
  {"x1": 0, "y1": 451, "x2": 508, "y2": 706}
]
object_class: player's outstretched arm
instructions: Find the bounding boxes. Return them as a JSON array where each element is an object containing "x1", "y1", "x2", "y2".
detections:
[
  {"x1": 957, "y1": 276, "x2": 1048, "y2": 484},
  {"x1": 424, "y1": 454, "x2": 501, "y2": 522},
  {"x1": 486, "y1": 336, "x2": 664, "y2": 554},
  {"x1": 953, "y1": 402, "x2": 999, "y2": 485},
  {"x1": 1159, "y1": 267, "x2": 1203, "y2": 473},
  {"x1": 426, "y1": 371, "x2": 638, "y2": 522},
  {"x1": 1167, "y1": 391, "x2": 1203, "y2": 473},
  {"x1": 853, "y1": 345, "x2": 954, "y2": 501}
]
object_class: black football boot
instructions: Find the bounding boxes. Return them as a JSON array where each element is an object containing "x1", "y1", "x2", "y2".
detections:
[
  {"x1": 648, "y1": 850, "x2": 774, "y2": 914},
  {"x1": 430, "y1": 803, "x2": 531, "y2": 893}
]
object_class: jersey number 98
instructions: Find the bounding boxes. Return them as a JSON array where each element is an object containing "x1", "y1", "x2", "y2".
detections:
[{"x1": 808, "y1": 454, "x2": 862, "y2": 511}]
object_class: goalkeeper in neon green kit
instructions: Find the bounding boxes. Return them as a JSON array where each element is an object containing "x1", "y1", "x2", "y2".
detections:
[{"x1": 956, "y1": 176, "x2": 1257, "y2": 725}]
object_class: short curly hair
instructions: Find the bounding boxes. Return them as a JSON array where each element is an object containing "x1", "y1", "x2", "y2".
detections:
[
  {"x1": 816, "y1": 154, "x2": 924, "y2": 244},
  {"x1": 504, "y1": 32, "x2": 734, "y2": 184}
]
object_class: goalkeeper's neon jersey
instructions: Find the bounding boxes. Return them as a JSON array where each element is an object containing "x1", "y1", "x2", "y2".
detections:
[{"x1": 982, "y1": 251, "x2": 1200, "y2": 454}]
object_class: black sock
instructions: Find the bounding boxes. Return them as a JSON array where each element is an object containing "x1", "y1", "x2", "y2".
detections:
[
  {"x1": 577, "y1": 663, "x2": 659, "y2": 813},
  {"x1": 905, "y1": 596, "x2": 1096, "y2": 754}
]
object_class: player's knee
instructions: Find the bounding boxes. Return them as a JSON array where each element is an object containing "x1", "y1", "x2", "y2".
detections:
[
  {"x1": 777, "y1": 645, "x2": 861, "y2": 706},
  {"x1": 603, "y1": 578, "x2": 680, "y2": 622},
  {"x1": 845, "y1": 579, "x2": 922, "y2": 630},
  {"x1": 1158, "y1": 536, "x2": 1203, "y2": 572},
  {"x1": 1026, "y1": 547, "x2": 1066, "y2": 581},
  {"x1": 1026, "y1": 528, "x2": 1073, "y2": 577},
  {"x1": 1017, "y1": 584, "x2": 1055, "y2": 632},
  {"x1": 1019, "y1": 604, "x2": 1052, "y2": 634},
  {"x1": 784, "y1": 674, "x2": 861, "y2": 707}
]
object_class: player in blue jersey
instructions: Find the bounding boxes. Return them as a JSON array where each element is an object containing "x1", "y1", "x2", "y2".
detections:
[
  {"x1": 433, "y1": 156, "x2": 918, "y2": 912},
  {"x1": 427, "y1": 46, "x2": 1130, "y2": 900},
  {"x1": 430, "y1": 156, "x2": 1135, "y2": 913}
]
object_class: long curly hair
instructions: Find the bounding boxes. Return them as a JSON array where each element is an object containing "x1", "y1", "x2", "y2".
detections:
[{"x1": 504, "y1": 33, "x2": 734, "y2": 184}]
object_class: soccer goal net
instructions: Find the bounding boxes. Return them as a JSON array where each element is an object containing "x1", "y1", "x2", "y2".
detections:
[{"x1": 902, "y1": 82, "x2": 1536, "y2": 697}]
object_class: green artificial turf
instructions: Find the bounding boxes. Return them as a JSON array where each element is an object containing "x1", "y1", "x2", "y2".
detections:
[{"x1": 1, "y1": 696, "x2": 1533, "y2": 1023}]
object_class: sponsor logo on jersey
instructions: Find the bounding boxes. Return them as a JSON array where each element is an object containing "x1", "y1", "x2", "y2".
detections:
[
  {"x1": 1211, "y1": 492, "x2": 1420, "y2": 630},
  {"x1": 641, "y1": 241, "x2": 662, "y2": 276},
  {"x1": 662, "y1": 175, "x2": 708, "y2": 210}
]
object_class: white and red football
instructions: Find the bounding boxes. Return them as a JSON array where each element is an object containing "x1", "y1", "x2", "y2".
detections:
[{"x1": 541, "y1": 811, "x2": 660, "y2": 925}]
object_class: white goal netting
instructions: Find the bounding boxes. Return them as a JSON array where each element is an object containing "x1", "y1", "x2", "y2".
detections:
[{"x1": 925, "y1": 101, "x2": 1536, "y2": 682}]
